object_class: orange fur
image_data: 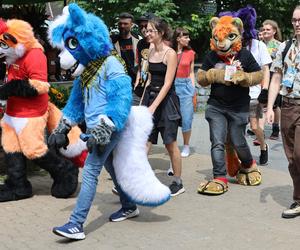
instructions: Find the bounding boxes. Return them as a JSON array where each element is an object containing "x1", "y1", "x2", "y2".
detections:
[
  {"x1": 47, "y1": 102, "x2": 84, "y2": 145},
  {"x1": 29, "y1": 79, "x2": 50, "y2": 94},
  {"x1": 1, "y1": 121, "x2": 21, "y2": 153},
  {"x1": 3, "y1": 19, "x2": 43, "y2": 51},
  {"x1": 210, "y1": 16, "x2": 242, "y2": 55},
  {"x1": 18, "y1": 113, "x2": 48, "y2": 159}
]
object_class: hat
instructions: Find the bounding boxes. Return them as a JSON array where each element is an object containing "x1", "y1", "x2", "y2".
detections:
[{"x1": 136, "y1": 12, "x2": 156, "y2": 23}]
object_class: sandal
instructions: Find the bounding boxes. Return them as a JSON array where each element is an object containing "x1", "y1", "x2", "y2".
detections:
[
  {"x1": 237, "y1": 166, "x2": 262, "y2": 186},
  {"x1": 197, "y1": 179, "x2": 228, "y2": 195}
]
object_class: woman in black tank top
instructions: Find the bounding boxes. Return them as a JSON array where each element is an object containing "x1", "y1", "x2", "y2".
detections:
[{"x1": 142, "y1": 17, "x2": 185, "y2": 197}]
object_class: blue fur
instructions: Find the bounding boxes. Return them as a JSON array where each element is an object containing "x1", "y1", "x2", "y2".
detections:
[
  {"x1": 62, "y1": 77, "x2": 85, "y2": 124},
  {"x1": 104, "y1": 75, "x2": 132, "y2": 131},
  {"x1": 51, "y1": 3, "x2": 112, "y2": 61}
]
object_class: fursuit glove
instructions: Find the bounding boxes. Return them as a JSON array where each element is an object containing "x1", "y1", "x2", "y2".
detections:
[
  {"x1": 232, "y1": 70, "x2": 263, "y2": 87},
  {"x1": 86, "y1": 119, "x2": 115, "y2": 153},
  {"x1": 48, "y1": 118, "x2": 72, "y2": 150},
  {"x1": 197, "y1": 68, "x2": 231, "y2": 87},
  {"x1": 0, "y1": 79, "x2": 38, "y2": 100},
  {"x1": 257, "y1": 89, "x2": 268, "y2": 104}
]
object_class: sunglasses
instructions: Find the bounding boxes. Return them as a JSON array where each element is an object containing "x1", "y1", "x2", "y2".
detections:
[{"x1": 139, "y1": 24, "x2": 147, "y2": 29}]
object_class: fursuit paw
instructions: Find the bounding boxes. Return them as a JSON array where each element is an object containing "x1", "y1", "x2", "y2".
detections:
[
  {"x1": 0, "y1": 181, "x2": 32, "y2": 202},
  {"x1": 51, "y1": 167, "x2": 79, "y2": 198},
  {"x1": 197, "y1": 179, "x2": 228, "y2": 195},
  {"x1": 236, "y1": 165, "x2": 262, "y2": 186}
]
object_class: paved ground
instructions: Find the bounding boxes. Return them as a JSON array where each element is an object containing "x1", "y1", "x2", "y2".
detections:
[{"x1": 0, "y1": 113, "x2": 300, "y2": 250}]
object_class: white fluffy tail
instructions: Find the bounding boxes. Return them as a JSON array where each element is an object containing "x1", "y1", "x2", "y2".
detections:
[{"x1": 113, "y1": 106, "x2": 171, "y2": 206}]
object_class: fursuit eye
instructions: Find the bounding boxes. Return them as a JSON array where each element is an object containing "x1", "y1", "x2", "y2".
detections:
[
  {"x1": 213, "y1": 35, "x2": 218, "y2": 42},
  {"x1": 0, "y1": 41, "x2": 9, "y2": 49},
  {"x1": 228, "y1": 33, "x2": 237, "y2": 40},
  {"x1": 66, "y1": 38, "x2": 78, "y2": 50}
]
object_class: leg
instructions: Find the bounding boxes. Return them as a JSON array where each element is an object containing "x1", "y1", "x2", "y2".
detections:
[
  {"x1": 166, "y1": 141, "x2": 182, "y2": 177},
  {"x1": 104, "y1": 153, "x2": 136, "y2": 210},
  {"x1": 0, "y1": 121, "x2": 32, "y2": 202},
  {"x1": 69, "y1": 131, "x2": 121, "y2": 226},
  {"x1": 281, "y1": 102, "x2": 300, "y2": 203},
  {"x1": 198, "y1": 105, "x2": 229, "y2": 195},
  {"x1": 229, "y1": 110, "x2": 261, "y2": 186},
  {"x1": 206, "y1": 105, "x2": 228, "y2": 178}
]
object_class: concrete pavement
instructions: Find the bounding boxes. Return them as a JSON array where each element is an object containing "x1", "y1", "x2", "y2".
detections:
[{"x1": 0, "y1": 112, "x2": 299, "y2": 250}]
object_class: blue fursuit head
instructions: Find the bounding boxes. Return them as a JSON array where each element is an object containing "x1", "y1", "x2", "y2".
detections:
[{"x1": 48, "y1": 3, "x2": 170, "y2": 206}]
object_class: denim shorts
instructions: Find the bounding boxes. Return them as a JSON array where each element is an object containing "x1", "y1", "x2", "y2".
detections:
[{"x1": 175, "y1": 78, "x2": 195, "y2": 132}]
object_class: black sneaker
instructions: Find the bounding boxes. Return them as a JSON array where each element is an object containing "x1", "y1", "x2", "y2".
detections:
[
  {"x1": 247, "y1": 129, "x2": 255, "y2": 136},
  {"x1": 259, "y1": 144, "x2": 268, "y2": 165},
  {"x1": 269, "y1": 131, "x2": 279, "y2": 140},
  {"x1": 169, "y1": 181, "x2": 185, "y2": 197},
  {"x1": 282, "y1": 202, "x2": 300, "y2": 218}
]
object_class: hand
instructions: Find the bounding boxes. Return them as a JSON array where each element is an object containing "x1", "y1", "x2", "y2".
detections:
[
  {"x1": 148, "y1": 105, "x2": 156, "y2": 114},
  {"x1": 266, "y1": 109, "x2": 274, "y2": 124},
  {"x1": 48, "y1": 132, "x2": 69, "y2": 150},
  {"x1": 48, "y1": 118, "x2": 71, "y2": 150}
]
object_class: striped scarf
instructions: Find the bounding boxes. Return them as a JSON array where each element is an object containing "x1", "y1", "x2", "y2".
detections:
[{"x1": 81, "y1": 50, "x2": 127, "y2": 89}]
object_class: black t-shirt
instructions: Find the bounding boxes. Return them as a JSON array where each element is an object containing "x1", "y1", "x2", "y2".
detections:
[
  {"x1": 201, "y1": 48, "x2": 261, "y2": 111},
  {"x1": 137, "y1": 38, "x2": 150, "y2": 65},
  {"x1": 118, "y1": 37, "x2": 136, "y2": 82}
]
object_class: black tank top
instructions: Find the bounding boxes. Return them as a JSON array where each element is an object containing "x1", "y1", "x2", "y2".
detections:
[{"x1": 148, "y1": 62, "x2": 175, "y2": 92}]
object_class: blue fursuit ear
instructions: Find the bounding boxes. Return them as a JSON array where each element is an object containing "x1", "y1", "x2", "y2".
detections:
[{"x1": 68, "y1": 3, "x2": 86, "y2": 27}]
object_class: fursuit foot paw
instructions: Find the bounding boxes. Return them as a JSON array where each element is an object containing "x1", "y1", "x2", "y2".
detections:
[
  {"x1": 236, "y1": 164, "x2": 262, "y2": 186},
  {"x1": 197, "y1": 179, "x2": 228, "y2": 195},
  {"x1": 0, "y1": 181, "x2": 33, "y2": 202},
  {"x1": 51, "y1": 167, "x2": 79, "y2": 198}
]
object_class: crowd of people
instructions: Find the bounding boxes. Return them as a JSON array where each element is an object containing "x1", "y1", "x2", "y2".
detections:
[
  {"x1": 107, "y1": 5, "x2": 300, "y2": 222},
  {"x1": 1, "y1": 3, "x2": 300, "y2": 242}
]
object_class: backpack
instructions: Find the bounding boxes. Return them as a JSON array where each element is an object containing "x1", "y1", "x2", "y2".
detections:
[{"x1": 282, "y1": 39, "x2": 293, "y2": 65}]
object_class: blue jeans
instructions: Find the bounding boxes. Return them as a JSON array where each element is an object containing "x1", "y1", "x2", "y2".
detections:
[
  {"x1": 205, "y1": 104, "x2": 253, "y2": 177},
  {"x1": 175, "y1": 78, "x2": 195, "y2": 132},
  {"x1": 69, "y1": 131, "x2": 136, "y2": 226}
]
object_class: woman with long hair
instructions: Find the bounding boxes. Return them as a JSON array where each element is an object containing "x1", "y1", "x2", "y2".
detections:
[
  {"x1": 172, "y1": 27, "x2": 196, "y2": 158},
  {"x1": 142, "y1": 17, "x2": 184, "y2": 196}
]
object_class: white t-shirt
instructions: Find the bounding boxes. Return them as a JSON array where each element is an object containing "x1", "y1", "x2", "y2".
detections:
[{"x1": 247, "y1": 39, "x2": 272, "y2": 99}]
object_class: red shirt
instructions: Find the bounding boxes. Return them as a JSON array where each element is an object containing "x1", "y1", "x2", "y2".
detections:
[
  {"x1": 6, "y1": 48, "x2": 49, "y2": 117},
  {"x1": 176, "y1": 49, "x2": 195, "y2": 78}
]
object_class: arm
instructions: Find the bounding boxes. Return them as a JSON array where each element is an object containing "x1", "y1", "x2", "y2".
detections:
[
  {"x1": 0, "y1": 79, "x2": 38, "y2": 99},
  {"x1": 148, "y1": 49, "x2": 177, "y2": 114},
  {"x1": 104, "y1": 56, "x2": 132, "y2": 131},
  {"x1": 190, "y1": 60, "x2": 195, "y2": 86},
  {"x1": 266, "y1": 72, "x2": 281, "y2": 124},
  {"x1": 48, "y1": 78, "x2": 85, "y2": 150}
]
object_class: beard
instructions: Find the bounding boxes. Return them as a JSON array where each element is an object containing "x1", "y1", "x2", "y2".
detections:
[{"x1": 119, "y1": 29, "x2": 130, "y2": 37}]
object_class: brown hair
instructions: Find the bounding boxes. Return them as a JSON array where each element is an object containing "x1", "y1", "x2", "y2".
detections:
[
  {"x1": 148, "y1": 17, "x2": 172, "y2": 42},
  {"x1": 262, "y1": 19, "x2": 282, "y2": 42},
  {"x1": 172, "y1": 27, "x2": 191, "y2": 51}
]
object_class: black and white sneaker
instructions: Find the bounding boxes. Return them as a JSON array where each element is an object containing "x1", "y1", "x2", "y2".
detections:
[
  {"x1": 259, "y1": 144, "x2": 268, "y2": 165},
  {"x1": 282, "y1": 202, "x2": 300, "y2": 218},
  {"x1": 169, "y1": 181, "x2": 185, "y2": 197},
  {"x1": 109, "y1": 207, "x2": 139, "y2": 222}
]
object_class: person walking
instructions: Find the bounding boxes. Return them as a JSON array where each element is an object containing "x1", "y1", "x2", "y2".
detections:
[
  {"x1": 142, "y1": 17, "x2": 185, "y2": 196},
  {"x1": 263, "y1": 19, "x2": 282, "y2": 140},
  {"x1": 111, "y1": 12, "x2": 140, "y2": 105},
  {"x1": 172, "y1": 27, "x2": 196, "y2": 158},
  {"x1": 266, "y1": 6, "x2": 300, "y2": 218}
]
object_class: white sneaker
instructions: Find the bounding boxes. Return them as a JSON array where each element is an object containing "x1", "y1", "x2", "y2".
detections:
[
  {"x1": 167, "y1": 163, "x2": 174, "y2": 176},
  {"x1": 181, "y1": 145, "x2": 190, "y2": 158}
]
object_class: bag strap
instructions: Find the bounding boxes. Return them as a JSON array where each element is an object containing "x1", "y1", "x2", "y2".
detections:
[{"x1": 282, "y1": 39, "x2": 293, "y2": 66}]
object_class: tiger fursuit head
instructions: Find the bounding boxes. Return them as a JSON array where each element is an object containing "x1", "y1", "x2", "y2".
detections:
[{"x1": 0, "y1": 18, "x2": 87, "y2": 202}]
